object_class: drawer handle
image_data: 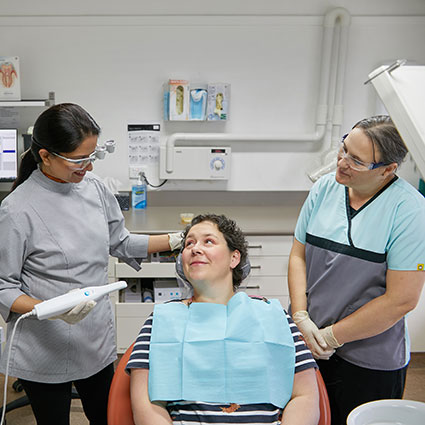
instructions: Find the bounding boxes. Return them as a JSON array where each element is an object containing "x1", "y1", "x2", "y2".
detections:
[
  {"x1": 251, "y1": 265, "x2": 262, "y2": 269},
  {"x1": 248, "y1": 245, "x2": 263, "y2": 249},
  {"x1": 239, "y1": 285, "x2": 260, "y2": 289}
]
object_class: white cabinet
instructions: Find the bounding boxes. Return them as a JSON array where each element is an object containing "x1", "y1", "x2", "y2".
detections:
[
  {"x1": 113, "y1": 234, "x2": 293, "y2": 353},
  {"x1": 115, "y1": 302, "x2": 156, "y2": 352},
  {"x1": 113, "y1": 259, "x2": 181, "y2": 352},
  {"x1": 239, "y1": 236, "x2": 291, "y2": 308},
  {"x1": 113, "y1": 262, "x2": 173, "y2": 352}
]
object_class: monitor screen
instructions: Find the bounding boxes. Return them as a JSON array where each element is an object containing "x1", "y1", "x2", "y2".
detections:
[{"x1": 0, "y1": 129, "x2": 18, "y2": 182}]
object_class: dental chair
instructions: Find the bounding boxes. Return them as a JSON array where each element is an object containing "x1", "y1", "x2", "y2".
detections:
[
  {"x1": 107, "y1": 342, "x2": 331, "y2": 425},
  {"x1": 107, "y1": 342, "x2": 135, "y2": 425}
]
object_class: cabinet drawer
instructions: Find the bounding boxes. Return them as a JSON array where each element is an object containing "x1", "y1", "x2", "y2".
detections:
[
  {"x1": 115, "y1": 302, "x2": 155, "y2": 353},
  {"x1": 116, "y1": 317, "x2": 147, "y2": 353},
  {"x1": 115, "y1": 262, "x2": 176, "y2": 278},
  {"x1": 249, "y1": 256, "x2": 288, "y2": 276},
  {"x1": 116, "y1": 302, "x2": 155, "y2": 317},
  {"x1": 246, "y1": 236, "x2": 293, "y2": 256},
  {"x1": 240, "y1": 276, "x2": 288, "y2": 295}
]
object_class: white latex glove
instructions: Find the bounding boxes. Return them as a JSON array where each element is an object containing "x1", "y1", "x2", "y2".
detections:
[
  {"x1": 49, "y1": 300, "x2": 97, "y2": 325},
  {"x1": 314, "y1": 349, "x2": 336, "y2": 360},
  {"x1": 292, "y1": 310, "x2": 335, "y2": 359},
  {"x1": 320, "y1": 325, "x2": 344, "y2": 349},
  {"x1": 168, "y1": 232, "x2": 183, "y2": 251}
]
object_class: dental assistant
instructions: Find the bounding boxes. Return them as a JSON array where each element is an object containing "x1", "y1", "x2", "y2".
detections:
[
  {"x1": 0, "y1": 103, "x2": 181, "y2": 425},
  {"x1": 288, "y1": 115, "x2": 425, "y2": 425}
]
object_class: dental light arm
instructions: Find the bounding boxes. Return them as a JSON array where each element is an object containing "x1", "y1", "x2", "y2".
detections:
[{"x1": 32, "y1": 281, "x2": 127, "y2": 320}]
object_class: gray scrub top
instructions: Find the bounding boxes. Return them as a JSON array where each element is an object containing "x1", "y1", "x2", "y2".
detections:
[{"x1": 0, "y1": 169, "x2": 149, "y2": 383}]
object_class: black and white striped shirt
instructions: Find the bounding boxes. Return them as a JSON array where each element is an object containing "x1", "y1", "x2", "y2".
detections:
[{"x1": 126, "y1": 301, "x2": 316, "y2": 424}]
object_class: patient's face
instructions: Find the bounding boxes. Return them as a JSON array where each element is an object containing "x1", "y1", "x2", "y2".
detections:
[{"x1": 182, "y1": 221, "x2": 239, "y2": 287}]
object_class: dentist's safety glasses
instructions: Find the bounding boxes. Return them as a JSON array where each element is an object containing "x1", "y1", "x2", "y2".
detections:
[
  {"x1": 51, "y1": 140, "x2": 116, "y2": 170},
  {"x1": 338, "y1": 134, "x2": 387, "y2": 171}
]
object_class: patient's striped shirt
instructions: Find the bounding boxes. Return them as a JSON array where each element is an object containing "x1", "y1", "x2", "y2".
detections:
[{"x1": 126, "y1": 302, "x2": 316, "y2": 424}]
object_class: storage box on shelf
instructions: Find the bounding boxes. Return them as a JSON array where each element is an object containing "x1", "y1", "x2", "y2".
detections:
[{"x1": 113, "y1": 234, "x2": 293, "y2": 353}]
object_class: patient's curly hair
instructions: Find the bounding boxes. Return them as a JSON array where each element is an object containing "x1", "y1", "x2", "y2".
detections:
[{"x1": 182, "y1": 214, "x2": 248, "y2": 289}]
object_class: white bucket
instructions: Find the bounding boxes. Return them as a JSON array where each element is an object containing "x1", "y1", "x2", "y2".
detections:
[{"x1": 347, "y1": 399, "x2": 425, "y2": 425}]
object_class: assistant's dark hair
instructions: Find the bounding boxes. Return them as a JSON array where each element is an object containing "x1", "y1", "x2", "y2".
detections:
[
  {"x1": 182, "y1": 214, "x2": 249, "y2": 289},
  {"x1": 11, "y1": 103, "x2": 100, "y2": 192},
  {"x1": 352, "y1": 115, "x2": 408, "y2": 167}
]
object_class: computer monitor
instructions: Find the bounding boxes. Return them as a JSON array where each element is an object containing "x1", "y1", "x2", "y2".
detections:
[{"x1": 0, "y1": 129, "x2": 18, "y2": 182}]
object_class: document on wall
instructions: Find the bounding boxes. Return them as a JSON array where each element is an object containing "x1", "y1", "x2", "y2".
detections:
[
  {"x1": 0, "y1": 56, "x2": 21, "y2": 100},
  {"x1": 127, "y1": 124, "x2": 160, "y2": 171}
]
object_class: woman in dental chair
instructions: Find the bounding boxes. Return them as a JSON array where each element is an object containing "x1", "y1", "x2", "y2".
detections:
[{"x1": 126, "y1": 214, "x2": 319, "y2": 425}]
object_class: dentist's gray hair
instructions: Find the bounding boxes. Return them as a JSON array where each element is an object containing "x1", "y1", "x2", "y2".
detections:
[{"x1": 353, "y1": 115, "x2": 408, "y2": 166}]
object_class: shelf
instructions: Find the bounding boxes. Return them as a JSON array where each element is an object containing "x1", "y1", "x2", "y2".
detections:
[
  {"x1": 0, "y1": 91, "x2": 55, "y2": 107},
  {"x1": 115, "y1": 262, "x2": 176, "y2": 278}
]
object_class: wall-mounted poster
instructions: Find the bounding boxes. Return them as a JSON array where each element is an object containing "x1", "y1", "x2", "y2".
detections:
[{"x1": 0, "y1": 56, "x2": 21, "y2": 101}]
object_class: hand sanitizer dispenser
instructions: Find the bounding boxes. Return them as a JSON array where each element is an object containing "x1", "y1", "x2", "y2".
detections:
[{"x1": 132, "y1": 172, "x2": 147, "y2": 209}]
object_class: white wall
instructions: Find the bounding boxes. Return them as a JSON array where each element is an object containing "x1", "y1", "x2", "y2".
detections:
[{"x1": 1, "y1": 0, "x2": 425, "y2": 192}]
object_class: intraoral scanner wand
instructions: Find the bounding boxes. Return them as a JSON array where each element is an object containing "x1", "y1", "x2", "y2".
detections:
[
  {"x1": 0, "y1": 281, "x2": 127, "y2": 425},
  {"x1": 32, "y1": 281, "x2": 127, "y2": 320}
]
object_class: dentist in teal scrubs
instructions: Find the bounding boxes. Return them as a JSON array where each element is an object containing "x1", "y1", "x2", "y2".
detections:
[{"x1": 288, "y1": 116, "x2": 425, "y2": 425}]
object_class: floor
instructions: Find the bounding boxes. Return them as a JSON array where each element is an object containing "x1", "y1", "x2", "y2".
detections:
[
  {"x1": 403, "y1": 353, "x2": 425, "y2": 402},
  {"x1": 0, "y1": 353, "x2": 424, "y2": 424}
]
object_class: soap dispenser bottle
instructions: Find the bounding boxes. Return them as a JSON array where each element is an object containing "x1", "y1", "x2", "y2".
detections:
[{"x1": 132, "y1": 172, "x2": 147, "y2": 209}]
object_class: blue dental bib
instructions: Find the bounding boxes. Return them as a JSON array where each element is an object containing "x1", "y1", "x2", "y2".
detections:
[{"x1": 149, "y1": 292, "x2": 295, "y2": 407}]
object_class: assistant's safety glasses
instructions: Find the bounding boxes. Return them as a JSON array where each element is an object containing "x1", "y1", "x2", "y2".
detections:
[{"x1": 338, "y1": 134, "x2": 386, "y2": 171}]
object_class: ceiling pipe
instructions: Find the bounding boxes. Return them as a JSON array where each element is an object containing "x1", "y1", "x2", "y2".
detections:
[
  {"x1": 327, "y1": 8, "x2": 351, "y2": 149},
  {"x1": 165, "y1": 7, "x2": 351, "y2": 175},
  {"x1": 308, "y1": 7, "x2": 351, "y2": 181}
]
